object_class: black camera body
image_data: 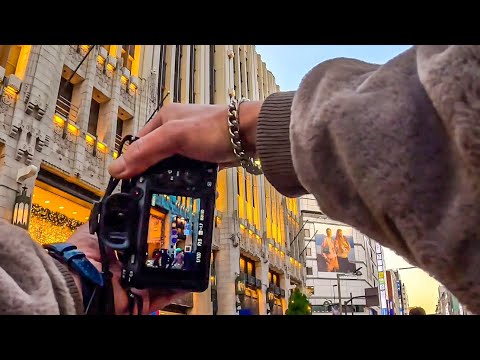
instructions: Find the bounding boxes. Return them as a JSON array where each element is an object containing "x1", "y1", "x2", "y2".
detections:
[{"x1": 90, "y1": 155, "x2": 218, "y2": 292}]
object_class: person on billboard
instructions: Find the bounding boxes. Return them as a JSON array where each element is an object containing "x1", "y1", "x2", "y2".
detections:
[
  {"x1": 320, "y1": 228, "x2": 339, "y2": 272},
  {"x1": 334, "y1": 229, "x2": 351, "y2": 273}
]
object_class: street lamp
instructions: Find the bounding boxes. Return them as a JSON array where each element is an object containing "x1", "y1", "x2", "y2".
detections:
[
  {"x1": 235, "y1": 273, "x2": 246, "y2": 312},
  {"x1": 12, "y1": 185, "x2": 32, "y2": 230},
  {"x1": 337, "y1": 267, "x2": 362, "y2": 315},
  {"x1": 266, "y1": 286, "x2": 275, "y2": 314}
]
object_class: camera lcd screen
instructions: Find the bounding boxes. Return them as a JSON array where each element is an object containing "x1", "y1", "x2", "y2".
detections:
[{"x1": 145, "y1": 193, "x2": 203, "y2": 272}]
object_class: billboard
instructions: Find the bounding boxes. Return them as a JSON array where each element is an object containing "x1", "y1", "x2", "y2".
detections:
[{"x1": 314, "y1": 223, "x2": 356, "y2": 273}]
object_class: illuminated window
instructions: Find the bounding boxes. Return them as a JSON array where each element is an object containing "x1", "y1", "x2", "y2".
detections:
[
  {"x1": 240, "y1": 256, "x2": 255, "y2": 277},
  {"x1": 306, "y1": 286, "x2": 314, "y2": 296},
  {"x1": 306, "y1": 267, "x2": 313, "y2": 275},
  {"x1": 0, "y1": 45, "x2": 21, "y2": 77},
  {"x1": 304, "y1": 228, "x2": 310, "y2": 238},
  {"x1": 269, "y1": 270, "x2": 280, "y2": 287},
  {"x1": 121, "y1": 45, "x2": 135, "y2": 71}
]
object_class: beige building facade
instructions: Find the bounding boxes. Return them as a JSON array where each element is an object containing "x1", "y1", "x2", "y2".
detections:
[{"x1": 0, "y1": 45, "x2": 304, "y2": 315}]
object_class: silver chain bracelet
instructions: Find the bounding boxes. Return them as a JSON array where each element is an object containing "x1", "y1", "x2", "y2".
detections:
[{"x1": 228, "y1": 95, "x2": 263, "y2": 175}]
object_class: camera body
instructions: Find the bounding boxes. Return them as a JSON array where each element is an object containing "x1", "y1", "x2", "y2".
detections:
[{"x1": 90, "y1": 155, "x2": 218, "y2": 292}]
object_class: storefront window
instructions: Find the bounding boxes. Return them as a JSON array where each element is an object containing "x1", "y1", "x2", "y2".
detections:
[{"x1": 29, "y1": 183, "x2": 92, "y2": 245}]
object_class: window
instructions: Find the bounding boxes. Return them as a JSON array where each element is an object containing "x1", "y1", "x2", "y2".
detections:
[
  {"x1": 88, "y1": 99, "x2": 100, "y2": 135},
  {"x1": 121, "y1": 45, "x2": 135, "y2": 71},
  {"x1": 0, "y1": 45, "x2": 21, "y2": 77},
  {"x1": 173, "y1": 45, "x2": 182, "y2": 103},
  {"x1": 306, "y1": 286, "x2": 314, "y2": 296},
  {"x1": 189, "y1": 45, "x2": 196, "y2": 104},
  {"x1": 240, "y1": 256, "x2": 255, "y2": 277},
  {"x1": 269, "y1": 270, "x2": 280, "y2": 286},
  {"x1": 209, "y1": 45, "x2": 215, "y2": 104},
  {"x1": 304, "y1": 228, "x2": 310, "y2": 238},
  {"x1": 306, "y1": 247, "x2": 312, "y2": 256},
  {"x1": 306, "y1": 267, "x2": 313, "y2": 275},
  {"x1": 252, "y1": 177, "x2": 255, "y2": 208},
  {"x1": 56, "y1": 77, "x2": 75, "y2": 120}
]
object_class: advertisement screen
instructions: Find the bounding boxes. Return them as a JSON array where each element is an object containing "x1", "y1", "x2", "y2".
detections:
[{"x1": 314, "y1": 223, "x2": 356, "y2": 273}]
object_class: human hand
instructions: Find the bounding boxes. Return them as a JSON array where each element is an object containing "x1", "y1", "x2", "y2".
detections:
[
  {"x1": 108, "y1": 101, "x2": 263, "y2": 179},
  {"x1": 68, "y1": 224, "x2": 186, "y2": 315}
]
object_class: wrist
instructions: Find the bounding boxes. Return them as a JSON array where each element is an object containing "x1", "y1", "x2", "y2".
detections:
[{"x1": 238, "y1": 100, "x2": 262, "y2": 155}]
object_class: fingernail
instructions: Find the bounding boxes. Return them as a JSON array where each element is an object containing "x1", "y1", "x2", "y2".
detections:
[{"x1": 108, "y1": 157, "x2": 126, "y2": 177}]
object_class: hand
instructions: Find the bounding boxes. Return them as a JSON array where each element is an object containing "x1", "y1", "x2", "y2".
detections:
[
  {"x1": 68, "y1": 224, "x2": 186, "y2": 315},
  {"x1": 108, "y1": 101, "x2": 263, "y2": 179}
]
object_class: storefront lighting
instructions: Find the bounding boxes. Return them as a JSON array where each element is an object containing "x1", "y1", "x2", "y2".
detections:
[
  {"x1": 59, "y1": 206, "x2": 64, "y2": 209},
  {"x1": 97, "y1": 141, "x2": 108, "y2": 154},
  {"x1": 72, "y1": 211, "x2": 77, "y2": 215},
  {"x1": 44, "y1": 200, "x2": 50, "y2": 204}
]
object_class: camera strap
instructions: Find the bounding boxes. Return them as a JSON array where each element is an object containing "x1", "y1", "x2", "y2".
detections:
[{"x1": 92, "y1": 135, "x2": 141, "y2": 315}]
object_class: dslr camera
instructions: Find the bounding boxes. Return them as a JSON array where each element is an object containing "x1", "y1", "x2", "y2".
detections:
[{"x1": 89, "y1": 149, "x2": 218, "y2": 292}]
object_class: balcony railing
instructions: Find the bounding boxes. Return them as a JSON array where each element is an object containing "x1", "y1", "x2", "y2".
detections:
[{"x1": 55, "y1": 95, "x2": 79, "y2": 122}]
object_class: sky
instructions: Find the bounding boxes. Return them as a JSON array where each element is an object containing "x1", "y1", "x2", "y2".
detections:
[
  {"x1": 254, "y1": 45, "x2": 440, "y2": 314},
  {"x1": 255, "y1": 45, "x2": 412, "y2": 91}
]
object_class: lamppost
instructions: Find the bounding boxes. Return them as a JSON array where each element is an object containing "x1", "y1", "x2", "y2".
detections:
[
  {"x1": 337, "y1": 267, "x2": 362, "y2": 315},
  {"x1": 266, "y1": 285, "x2": 275, "y2": 314},
  {"x1": 235, "y1": 273, "x2": 246, "y2": 312}
]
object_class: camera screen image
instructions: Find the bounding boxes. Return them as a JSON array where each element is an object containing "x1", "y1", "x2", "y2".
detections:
[{"x1": 145, "y1": 193, "x2": 202, "y2": 271}]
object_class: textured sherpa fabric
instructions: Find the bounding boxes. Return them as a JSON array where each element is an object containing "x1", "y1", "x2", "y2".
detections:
[{"x1": 257, "y1": 45, "x2": 480, "y2": 314}]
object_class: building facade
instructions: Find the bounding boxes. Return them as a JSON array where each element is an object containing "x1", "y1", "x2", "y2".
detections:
[
  {"x1": 0, "y1": 45, "x2": 304, "y2": 315},
  {"x1": 436, "y1": 286, "x2": 471, "y2": 315},
  {"x1": 385, "y1": 270, "x2": 408, "y2": 315},
  {"x1": 300, "y1": 194, "x2": 381, "y2": 315}
]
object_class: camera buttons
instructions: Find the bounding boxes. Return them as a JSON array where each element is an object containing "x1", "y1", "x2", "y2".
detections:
[{"x1": 131, "y1": 188, "x2": 143, "y2": 198}]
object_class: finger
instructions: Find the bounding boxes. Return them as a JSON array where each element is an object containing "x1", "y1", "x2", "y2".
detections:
[
  {"x1": 108, "y1": 121, "x2": 183, "y2": 179},
  {"x1": 138, "y1": 103, "x2": 219, "y2": 137}
]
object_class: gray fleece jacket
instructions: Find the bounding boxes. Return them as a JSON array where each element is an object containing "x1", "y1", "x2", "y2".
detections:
[{"x1": 1, "y1": 45, "x2": 478, "y2": 314}]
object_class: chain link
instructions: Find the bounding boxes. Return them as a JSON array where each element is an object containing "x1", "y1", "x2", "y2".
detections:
[{"x1": 228, "y1": 95, "x2": 263, "y2": 175}]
